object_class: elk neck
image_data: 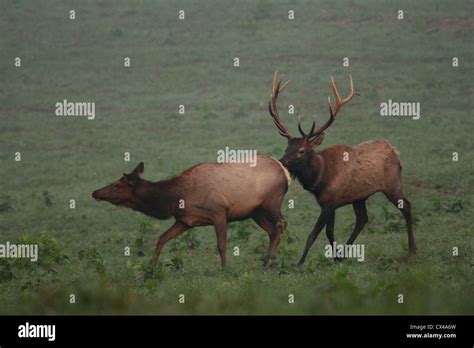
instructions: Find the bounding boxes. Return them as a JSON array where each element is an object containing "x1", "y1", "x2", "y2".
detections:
[
  {"x1": 291, "y1": 150, "x2": 325, "y2": 194},
  {"x1": 132, "y1": 179, "x2": 183, "y2": 220}
]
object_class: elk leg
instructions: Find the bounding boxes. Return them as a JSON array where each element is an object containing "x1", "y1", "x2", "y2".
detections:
[
  {"x1": 148, "y1": 221, "x2": 190, "y2": 272},
  {"x1": 252, "y1": 212, "x2": 284, "y2": 263},
  {"x1": 298, "y1": 208, "x2": 333, "y2": 266},
  {"x1": 400, "y1": 198, "x2": 416, "y2": 255},
  {"x1": 329, "y1": 200, "x2": 369, "y2": 262},
  {"x1": 346, "y1": 200, "x2": 368, "y2": 245},
  {"x1": 325, "y1": 211, "x2": 342, "y2": 261},
  {"x1": 325, "y1": 211, "x2": 336, "y2": 244},
  {"x1": 402, "y1": 198, "x2": 416, "y2": 255},
  {"x1": 384, "y1": 193, "x2": 416, "y2": 255},
  {"x1": 272, "y1": 215, "x2": 286, "y2": 257},
  {"x1": 214, "y1": 216, "x2": 228, "y2": 269}
]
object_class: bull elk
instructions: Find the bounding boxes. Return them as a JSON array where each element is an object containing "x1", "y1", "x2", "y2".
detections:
[
  {"x1": 92, "y1": 157, "x2": 291, "y2": 275},
  {"x1": 268, "y1": 71, "x2": 416, "y2": 265}
]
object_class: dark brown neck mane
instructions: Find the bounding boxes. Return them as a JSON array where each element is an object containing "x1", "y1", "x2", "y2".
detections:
[
  {"x1": 133, "y1": 179, "x2": 183, "y2": 220},
  {"x1": 289, "y1": 150, "x2": 325, "y2": 195}
]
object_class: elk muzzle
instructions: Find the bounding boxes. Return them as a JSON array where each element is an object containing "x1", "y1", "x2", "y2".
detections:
[{"x1": 92, "y1": 190, "x2": 102, "y2": 201}]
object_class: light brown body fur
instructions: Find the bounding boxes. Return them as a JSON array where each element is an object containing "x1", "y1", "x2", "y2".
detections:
[
  {"x1": 174, "y1": 155, "x2": 290, "y2": 226},
  {"x1": 317, "y1": 140, "x2": 402, "y2": 207},
  {"x1": 92, "y1": 155, "x2": 290, "y2": 273}
]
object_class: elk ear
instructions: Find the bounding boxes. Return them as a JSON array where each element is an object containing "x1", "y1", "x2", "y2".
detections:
[
  {"x1": 123, "y1": 173, "x2": 133, "y2": 185},
  {"x1": 310, "y1": 133, "x2": 325, "y2": 147},
  {"x1": 132, "y1": 162, "x2": 144, "y2": 176}
]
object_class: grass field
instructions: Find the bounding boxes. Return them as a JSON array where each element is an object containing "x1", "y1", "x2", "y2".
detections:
[{"x1": 0, "y1": 0, "x2": 473, "y2": 315}]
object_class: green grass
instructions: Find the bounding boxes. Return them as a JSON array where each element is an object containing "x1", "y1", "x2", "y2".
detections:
[{"x1": 0, "y1": 0, "x2": 473, "y2": 315}]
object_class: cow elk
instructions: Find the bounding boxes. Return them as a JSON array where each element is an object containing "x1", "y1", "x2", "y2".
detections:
[
  {"x1": 268, "y1": 71, "x2": 416, "y2": 265},
  {"x1": 92, "y1": 157, "x2": 291, "y2": 276}
]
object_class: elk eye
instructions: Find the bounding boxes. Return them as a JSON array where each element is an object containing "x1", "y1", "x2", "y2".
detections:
[{"x1": 298, "y1": 148, "x2": 305, "y2": 155}]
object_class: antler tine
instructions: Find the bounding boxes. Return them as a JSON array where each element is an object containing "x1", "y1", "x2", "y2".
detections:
[
  {"x1": 269, "y1": 84, "x2": 288, "y2": 136},
  {"x1": 269, "y1": 73, "x2": 284, "y2": 133},
  {"x1": 312, "y1": 74, "x2": 358, "y2": 139},
  {"x1": 331, "y1": 76, "x2": 341, "y2": 103},
  {"x1": 308, "y1": 115, "x2": 316, "y2": 137},
  {"x1": 328, "y1": 74, "x2": 359, "y2": 117},
  {"x1": 297, "y1": 115, "x2": 306, "y2": 137},
  {"x1": 268, "y1": 71, "x2": 292, "y2": 139},
  {"x1": 299, "y1": 115, "x2": 317, "y2": 138}
]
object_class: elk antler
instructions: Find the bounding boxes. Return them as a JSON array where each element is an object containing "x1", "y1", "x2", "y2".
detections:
[
  {"x1": 297, "y1": 114, "x2": 316, "y2": 138},
  {"x1": 308, "y1": 75, "x2": 359, "y2": 141},
  {"x1": 269, "y1": 71, "x2": 292, "y2": 139}
]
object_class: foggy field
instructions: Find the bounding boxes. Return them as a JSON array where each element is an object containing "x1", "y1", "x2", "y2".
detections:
[{"x1": 0, "y1": 0, "x2": 473, "y2": 314}]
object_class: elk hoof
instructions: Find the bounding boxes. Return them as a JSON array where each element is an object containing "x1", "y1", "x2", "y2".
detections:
[
  {"x1": 144, "y1": 269, "x2": 154, "y2": 281},
  {"x1": 266, "y1": 258, "x2": 277, "y2": 268},
  {"x1": 334, "y1": 256, "x2": 346, "y2": 263}
]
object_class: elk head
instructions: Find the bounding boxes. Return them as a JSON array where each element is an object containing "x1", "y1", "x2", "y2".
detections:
[
  {"x1": 92, "y1": 162, "x2": 145, "y2": 208},
  {"x1": 268, "y1": 71, "x2": 359, "y2": 170}
]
